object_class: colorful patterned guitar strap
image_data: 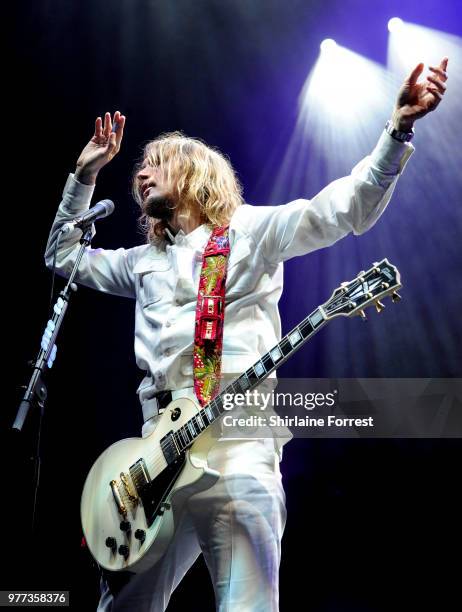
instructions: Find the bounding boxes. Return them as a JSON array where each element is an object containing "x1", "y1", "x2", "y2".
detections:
[{"x1": 193, "y1": 226, "x2": 230, "y2": 407}]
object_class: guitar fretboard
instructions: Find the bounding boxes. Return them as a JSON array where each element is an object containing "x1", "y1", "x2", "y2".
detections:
[{"x1": 163, "y1": 306, "x2": 327, "y2": 458}]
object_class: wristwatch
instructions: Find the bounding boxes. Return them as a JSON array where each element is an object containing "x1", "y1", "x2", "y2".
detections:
[{"x1": 385, "y1": 120, "x2": 415, "y2": 142}]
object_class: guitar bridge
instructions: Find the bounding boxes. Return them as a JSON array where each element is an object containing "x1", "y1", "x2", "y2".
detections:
[
  {"x1": 110, "y1": 479, "x2": 127, "y2": 517},
  {"x1": 120, "y1": 472, "x2": 138, "y2": 507}
]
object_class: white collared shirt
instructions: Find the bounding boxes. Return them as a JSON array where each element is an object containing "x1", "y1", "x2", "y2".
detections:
[{"x1": 45, "y1": 131, "x2": 413, "y2": 422}]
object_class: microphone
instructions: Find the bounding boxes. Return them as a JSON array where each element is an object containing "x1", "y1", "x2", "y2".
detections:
[{"x1": 61, "y1": 199, "x2": 115, "y2": 235}]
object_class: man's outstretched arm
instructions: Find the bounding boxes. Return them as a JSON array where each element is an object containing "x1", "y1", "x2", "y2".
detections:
[{"x1": 243, "y1": 58, "x2": 449, "y2": 265}]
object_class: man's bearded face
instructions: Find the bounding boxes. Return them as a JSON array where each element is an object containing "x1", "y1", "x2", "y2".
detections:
[{"x1": 137, "y1": 162, "x2": 175, "y2": 221}]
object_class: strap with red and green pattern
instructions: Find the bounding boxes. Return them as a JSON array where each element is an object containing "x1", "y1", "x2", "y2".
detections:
[{"x1": 193, "y1": 226, "x2": 230, "y2": 407}]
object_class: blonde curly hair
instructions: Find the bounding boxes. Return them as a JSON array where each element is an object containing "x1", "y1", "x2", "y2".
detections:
[{"x1": 133, "y1": 131, "x2": 244, "y2": 244}]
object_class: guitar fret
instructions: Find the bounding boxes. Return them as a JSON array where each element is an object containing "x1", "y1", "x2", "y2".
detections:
[
  {"x1": 182, "y1": 426, "x2": 191, "y2": 444},
  {"x1": 172, "y1": 431, "x2": 179, "y2": 448},
  {"x1": 288, "y1": 328, "x2": 302, "y2": 347},
  {"x1": 197, "y1": 413, "x2": 206, "y2": 430},
  {"x1": 239, "y1": 373, "x2": 251, "y2": 391},
  {"x1": 299, "y1": 319, "x2": 314, "y2": 337},
  {"x1": 177, "y1": 430, "x2": 186, "y2": 449},
  {"x1": 230, "y1": 379, "x2": 243, "y2": 394},
  {"x1": 214, "y1": 396, "x2": 224, "y2": 414},
  {"x1": 225, "y1": 386, "x2": 238, "y2": 399},
  {"x1": 233, "y1": 380, "x2": 243, "y2": 394},
  {"x1": 254, "y1": 361, "x2": 265, "y2": 378},
  {"x1": 187, "y1": 421, "x2": 195, "y2": 438},
  {"x1": 208, "y1": 400, "x2": 218, "y2": 418},
  {"x1": 279, "y1": 338, "x2": 292, "y2": 356},
  {"x1": 171, "y1": 433, "x2": 181, "y2": 455},
  {"x1": 308, "y1": 308, "x2": 324, "y2": 329},
  {"x1": 270, "y1": 346, "x2": 282, "y2": 363},
  {"x1": 262, "y1": 353, "x2": 275, "y2": 372},
  {"x1": 192, "y1": 418, "x2": 201, "y2": 435}
]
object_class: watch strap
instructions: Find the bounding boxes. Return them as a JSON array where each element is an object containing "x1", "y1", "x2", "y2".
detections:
[{"x1": 385, "y1": 120, "x2": 415, "y2": 143}]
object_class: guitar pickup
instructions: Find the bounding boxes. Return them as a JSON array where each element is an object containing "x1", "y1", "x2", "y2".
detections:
[{"x1": 129, "y1": 459, "x2": 151, "y2": 493}]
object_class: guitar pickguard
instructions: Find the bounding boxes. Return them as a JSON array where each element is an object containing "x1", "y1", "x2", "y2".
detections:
[{"x1": 136, "y1": 453, "x2": 186, "y2": 527}]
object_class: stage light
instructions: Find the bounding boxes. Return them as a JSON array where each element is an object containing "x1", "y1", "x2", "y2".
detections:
[
  {"x1": 387, "y1": 20, "x2": 459, "y2": 71},
  {"x1": 388, "y1": 17, "x2": 404, "y2": 33},
  {"x1": 299, "y1": 45, "x2": 392, "y2": 126},
  {"x1": 320, "y1": 38, "x2": 337, "y2": 53},
  {"x1": 268, "y1": 44, "x2": 395, "y2": 206}
]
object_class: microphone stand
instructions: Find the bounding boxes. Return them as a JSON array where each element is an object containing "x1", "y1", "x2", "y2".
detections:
[{"x1": 12, "y1": 226, "x2": 93, "y2": 531}]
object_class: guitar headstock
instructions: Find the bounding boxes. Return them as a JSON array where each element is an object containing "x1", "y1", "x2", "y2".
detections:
[{"x1": 322, "y1": 259, "x2": 402, "y2": 320}]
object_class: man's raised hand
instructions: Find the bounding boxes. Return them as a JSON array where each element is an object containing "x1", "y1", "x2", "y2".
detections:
[
  {"x1": 75, "y1": 111, "x2": 126, "y2": 185},
  {"x1": 391, "y1": 57, "x2": 448, "y2": 132}
]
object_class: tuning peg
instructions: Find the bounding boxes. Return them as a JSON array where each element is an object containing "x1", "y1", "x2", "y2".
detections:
[
  {"x1": 375, "y1": 300, "x2": 385, "y2": 313},
  {"x1": 358, "y1": 309, "x2": 367, "y2": 321},
  {"x1": 381, "y1": 282, "x2": 390, "y2": 289},
  {"x1": 392, "y1": 291, "x2": 402, "y2": 303}
]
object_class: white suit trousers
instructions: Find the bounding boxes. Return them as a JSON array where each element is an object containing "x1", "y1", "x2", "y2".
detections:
[{"x1": 97, "y1": 438, "x2": 287, "y2": 612}]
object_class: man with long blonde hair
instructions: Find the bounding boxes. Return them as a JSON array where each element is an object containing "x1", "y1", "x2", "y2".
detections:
[
  {"x1": 45, "y1": 57, "x2": 447, "y2": 611},
  {"x1": 133, "y1": 131, "x2": 244, "y2": 243}
]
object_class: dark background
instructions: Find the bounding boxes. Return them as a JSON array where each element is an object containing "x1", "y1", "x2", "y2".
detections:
[{"x1": 4, "y1": 1, "x2": 461, "y2": 610}]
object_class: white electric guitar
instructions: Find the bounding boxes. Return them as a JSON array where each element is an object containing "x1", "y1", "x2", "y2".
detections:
[{"x1": 81, "y1": 259, "x2": 402, "y2": 573}]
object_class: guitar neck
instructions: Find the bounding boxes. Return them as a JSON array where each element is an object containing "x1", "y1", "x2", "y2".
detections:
[
  {"x1": 220, "y1": 306, "x2": 327, "y2": 402},
  {"x1": 170, "y1": 306, "x2": 328, "y2": 453}
]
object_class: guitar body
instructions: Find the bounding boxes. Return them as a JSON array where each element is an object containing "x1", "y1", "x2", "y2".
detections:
[{"x1": 81, "y1": 397, "x2": 220, "y2": 573}]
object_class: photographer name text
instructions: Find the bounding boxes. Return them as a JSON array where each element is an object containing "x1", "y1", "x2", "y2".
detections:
[{"x1": 222, "y1": 415, "x2": 374, "y2": 428}]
